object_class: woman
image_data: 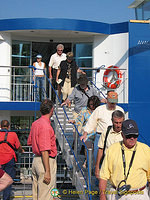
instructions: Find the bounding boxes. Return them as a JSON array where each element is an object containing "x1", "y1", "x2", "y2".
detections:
[
  {"x1": 70, "y1": 95, "x2": 100, "y2": 168},
  {"x1": 33, "y1": 54, "x2": 46, "y2": 101}
]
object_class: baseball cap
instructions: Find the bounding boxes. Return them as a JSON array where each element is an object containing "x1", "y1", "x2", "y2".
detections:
[
  {"x1": 122, "y1": 119, "x2": 139, "y2": 137},
  {"x1": 36, "y1": 54, "x2": 42, "y2": 59},
  {"x1": 77, "y1": 75, "x2": 88, "y2": 85},
  {"x1": 107, "y1": 91, "x2": 118, "y2": 103},
  {"x1": 66, "y1": 52, "x2": 73, "y2": 60}
]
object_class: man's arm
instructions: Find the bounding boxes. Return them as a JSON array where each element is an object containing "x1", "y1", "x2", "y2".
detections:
[
  {"x1": 0, "y1": 171, "x2": 13, "y2": 192},
  {"x1": 49, "y1": 66, "x2": 52, "y2": 79},
  {"x1": 56, "y1": 68, "x2": 61, "y2": 83},
  {"x1": 41, "y1": 150, "x2": 51, "y2": 185},
  {"x1": 18, "y1": 145, "x2": 25, "y2": 153},
  {"x1": 77, "y1": 68, "x2": 86, "y2": 75},
  {"x1": 95, "y1": 148, "x2": 103, "y2": 179},
  {"x1": 99, "y1": 178, "x2": 107, "y2": 200}
]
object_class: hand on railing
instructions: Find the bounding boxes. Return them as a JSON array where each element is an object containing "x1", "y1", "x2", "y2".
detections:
[
  {"x1": 61, "y1": 99, "x2": 70, "y2": 107},
  {"x1": 68, "y1": 119, "x2": 75, "y2": 124},
  {"x1": 80, "y1": 131, "x2": 88, "y2": 142}
]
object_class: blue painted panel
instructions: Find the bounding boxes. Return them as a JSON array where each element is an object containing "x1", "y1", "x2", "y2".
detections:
[
  {"x1": 0, "y1": 102, "x2": 41, "y2": 111},
  {"x1": 0, "y1": 18, "x2": 128, "y2": 35},
  {"x1": 0, "y1": 18, "x2": 110, "y2": 34},
  {"x1": 129, "y1": 22, "x2": 150, "y2": 145},
  {"x1": 110, "y1": 22, "x2": 129, "y2": 34}
]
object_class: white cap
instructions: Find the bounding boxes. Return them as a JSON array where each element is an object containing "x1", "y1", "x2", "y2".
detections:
[{"x1": 36, "y1": 54, "x2": 42, "y2": 59}]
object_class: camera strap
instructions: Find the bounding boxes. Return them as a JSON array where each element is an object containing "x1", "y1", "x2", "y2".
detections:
[{"x1": 121, "y1": 143, "x2": 136, "y2": 181}]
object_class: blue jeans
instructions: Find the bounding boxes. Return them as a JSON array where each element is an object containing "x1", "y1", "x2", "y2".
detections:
[
  {"x1": 35, "y1": 76, "x2": 45, "y2": 101},
  {"x1": 1, "y1": 158, "x2": 16, "y2": 200},
  {"x1": 94, "y1": 134, "x2": 101, "y2": 162}
]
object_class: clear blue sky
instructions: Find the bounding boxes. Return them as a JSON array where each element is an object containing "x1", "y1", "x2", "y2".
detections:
[{"x1": 0, "y1": 0, "x2": 135, "y2": 23}]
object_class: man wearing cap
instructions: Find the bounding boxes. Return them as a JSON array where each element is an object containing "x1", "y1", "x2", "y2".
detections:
[
  {"x1": 33, "y1": 55, "x2": 46, "y2": 101},
  {"x1": 80, "y1": 91, "x2": 124, "y2": 158},
  {"x1": 56, "y1": 52, "x2": 85, "y2": 105},
  {"x1": 99, "y1": 119, "x2": 150, "y2": 200},
  {"x1": 49, "y1": 44, "x2": 66, "y2": 101}
]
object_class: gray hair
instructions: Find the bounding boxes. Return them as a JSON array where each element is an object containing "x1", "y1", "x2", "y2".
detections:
[
  {"x1": 56, "y1": 44, "x2": 64, "y2": 50},
  {"x1": 112, "y1": 110, "x2": 125, "y2": 120}
]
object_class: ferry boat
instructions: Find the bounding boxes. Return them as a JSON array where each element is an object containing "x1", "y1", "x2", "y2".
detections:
[{"x1": 0, "y1": 4, "x2": 150, "y2": 199}]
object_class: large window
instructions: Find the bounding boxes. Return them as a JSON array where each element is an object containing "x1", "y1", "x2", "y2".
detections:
[
  {"x1": 12, "y1": 41, "x2": 31, "y2": 66},
  {"x1": 11, "y1": 116, "x2": 34, "y2": 145},
  {"x1": 12, "y1": 41, "x2": 33, "y2": 101},
  {"x1": 135, "y1": 0, "x2": 150, "y2": 20},
  {"x1": 73, "y1": 43, "x2": 92, "y2": 79}
]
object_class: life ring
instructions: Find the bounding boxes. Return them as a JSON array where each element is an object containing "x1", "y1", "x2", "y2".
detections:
[{"x1": 103, "y1": 66, "x2": 122, "y2": 89}]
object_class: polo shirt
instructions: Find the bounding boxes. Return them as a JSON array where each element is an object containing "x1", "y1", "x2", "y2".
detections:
[
  {"x1": 100, "y1": 141, "x2": 150, "y2": 189},
  {"x1": 84, "y1": 104, "x2": 124, "y2": 133},
  {"x1": 49, "y1": 52, "x2": 66, "y2": 70},
  {"x1": 27, "y1": 115, "x2": 57, "y2": 157},
  {"x1": 0, "y1": 131, "x2": 20, "y2": 164},
  {"x1": 68, "y1": 85, "x2": 101, "y2": 113},
  {"x1": 98, "y1": 127, "x2": 123, "y2": 154}
]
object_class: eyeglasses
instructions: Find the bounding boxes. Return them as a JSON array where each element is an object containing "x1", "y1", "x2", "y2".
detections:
[
  {"x1": 125, "y1": 134, "x2": 138, "y2": 139},
  {"x1": 57, "y1": 50, "x2": 63, "y2": 52}
]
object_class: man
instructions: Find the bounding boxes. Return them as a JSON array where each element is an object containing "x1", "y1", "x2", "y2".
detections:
[
  {"x1": 0, "y1": 168, "x2": 13, "y2": 192},
  {"x1": 80, "y1": 91, "x2": 124, "y2": 162},
  {"x1": 27, "y1": 99, "x2": 57, "y2": 200},
  {"x1": 61, "y1": 74, "x2": 104, "y2": 114},
  {"x1": 99, "y1": 119, "x2": 150, "y2": 200},
  {"x1": 56, "y1": 52, "x2": 85, "y2": 105},
  {"x1": 95, "y1": 110, "x2": 124, "y2": 179},
  {"x1": 33, "y1": 54, "x2": 46, "y2": 101},
  {"x1": 49, "y1": 44, "x2": 66, "y2": 101},
  {"x1": 0, "y1": 120, "x2": 24, "y2": 200}
]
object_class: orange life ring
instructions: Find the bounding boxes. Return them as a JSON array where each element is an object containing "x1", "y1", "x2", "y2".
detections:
[{"x1": 103, "y1": 66, "x2": 122, "y2": 89}]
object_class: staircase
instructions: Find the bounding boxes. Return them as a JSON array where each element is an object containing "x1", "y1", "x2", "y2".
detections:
[{"x1": 54, "y1": 103, "x2": 99, "y2": 200}]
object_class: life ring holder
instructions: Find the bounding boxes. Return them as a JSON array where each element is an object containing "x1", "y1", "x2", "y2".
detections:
[{"x1": 103, "y1": 65, "x2": 122, "y2": 89}]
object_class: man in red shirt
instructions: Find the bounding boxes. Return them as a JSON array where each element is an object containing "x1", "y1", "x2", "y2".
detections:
[
  {"x1": 27, "y1": 99, "x2": 57, "y2": 200},
  {"x1": 0, "y1": 120, "x2": 24, "y2": 200}
]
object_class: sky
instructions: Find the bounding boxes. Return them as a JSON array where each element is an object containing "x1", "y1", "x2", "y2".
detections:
[{"x1": 0, "y1": 0, "x2": 135, "y2": 24}]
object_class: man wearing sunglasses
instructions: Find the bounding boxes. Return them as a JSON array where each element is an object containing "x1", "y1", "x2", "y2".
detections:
[{"x1": 99, "y1": 119, "x2": 150, "y2": 200}]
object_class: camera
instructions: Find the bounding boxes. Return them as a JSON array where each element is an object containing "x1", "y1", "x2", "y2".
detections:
[{"x1": 117, "y1": 180, "x2": 131, "y2": 196}]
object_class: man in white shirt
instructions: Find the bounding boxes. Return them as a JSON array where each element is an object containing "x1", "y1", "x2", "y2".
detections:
[
  {"x1": 80, "y1": 91, "x2": 124, "y2": 164},
  {"x1": 49, "y1": 44, "x2": 66, "y2": 102}
]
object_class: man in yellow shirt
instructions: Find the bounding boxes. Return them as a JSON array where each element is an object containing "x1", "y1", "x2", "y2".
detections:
[
  {"x1": 95, "y1": 110, "x2": 124, "y2": 179},
  {"x1": 99, "y1": 119, "x2": 150, "y2": 200}
]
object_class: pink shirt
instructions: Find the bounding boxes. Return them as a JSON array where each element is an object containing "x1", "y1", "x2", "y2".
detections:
[{"x1": 27, "y1": 115, "x2": 57, "y2": 157}]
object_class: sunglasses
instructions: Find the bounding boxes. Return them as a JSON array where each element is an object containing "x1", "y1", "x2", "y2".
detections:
[{"x1": 125, "y1": 134, "x2": 138, "y2": 139}]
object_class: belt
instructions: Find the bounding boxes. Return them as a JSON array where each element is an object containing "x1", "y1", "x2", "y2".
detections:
[
  {"x1": 113, "y1": 185, "x2": 146, "y2": 193},
  {"x1": 97, "y1": 132, "x2": 102, "y2": 135},
  {"x1": 49, "y1": 156, "x2": 56, "y2": 159},
  {"x1": 35, "y1": 155, "x2": 56, "y2": 159},
  {"x1": 129, "y1": 185, "x2": 146, "y2": 193}
]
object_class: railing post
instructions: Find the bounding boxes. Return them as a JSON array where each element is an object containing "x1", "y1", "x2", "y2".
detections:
[
  {"x1": 72, "y1": 129, "x2": 78, "y2": 185},
  {"x1": 88, "y1": 148, "x2": 92, "y2": 190},
  {"x1": 62, "y1": 111, "x2": 66, "y2": 157}
]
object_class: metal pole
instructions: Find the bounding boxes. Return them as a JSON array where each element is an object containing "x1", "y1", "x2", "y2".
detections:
[
  {"x1": 72, "y1": 129, "x2": 78, "y2": 185},
  {"x1": 88, "y1": 148, "x2": 92, "y2": 189},
  {"x1": 62, "y1": 111, "x2": 66, "y2": 157}
]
